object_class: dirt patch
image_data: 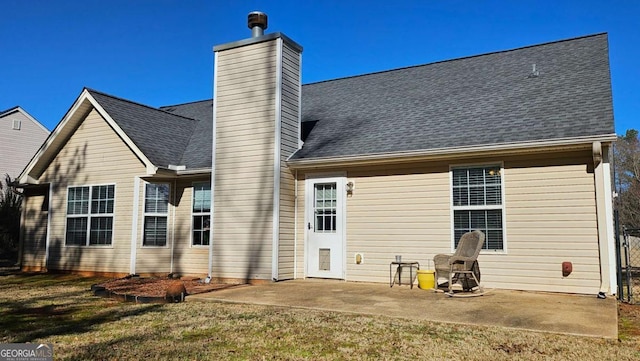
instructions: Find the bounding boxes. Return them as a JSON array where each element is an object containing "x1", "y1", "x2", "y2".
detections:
[
  {"x1": 97, "y1": 277, "x2": 237, "y2": 298},
  {"x1": 619, "y1": 302, "x2": 640, "y2": 339}
]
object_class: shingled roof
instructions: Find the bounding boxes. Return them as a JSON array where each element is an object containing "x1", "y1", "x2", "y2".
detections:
[
  {"x1": 291, "y1": 33, "x2": 614, "y2": 160},
  {"x1": 85, "y1": 33, "x2": 614, "y2": 170}
]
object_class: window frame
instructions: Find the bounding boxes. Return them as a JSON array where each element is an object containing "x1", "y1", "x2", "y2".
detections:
[
  {"x1": 449, "y1": 163, "x2": 507, "y2": 253},
  {"x1": 142, "y1": 182, "x2": 170, "y2": 248},
  {"x1": 191, "y1": 181, "x2": 211, "y2": 247},
  {"x1": 64, "y1": 184, "x2": 116, "y2": 247}
]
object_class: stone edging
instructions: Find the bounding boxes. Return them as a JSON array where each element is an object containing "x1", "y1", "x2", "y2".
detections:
[{"x1": 91, "y1": 284, "x2": 183, "y2": 304}]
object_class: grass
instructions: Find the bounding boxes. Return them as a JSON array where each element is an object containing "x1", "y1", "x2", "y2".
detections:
[{"x1": 1, "y1": 273, "x2": 639, "y2": 360}]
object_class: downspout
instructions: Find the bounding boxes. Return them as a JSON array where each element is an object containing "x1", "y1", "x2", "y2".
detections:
[
  {"x1": 593, "y1": 141, "x2": 615, "y2": 297},
  {"x1": 129, "y1": 176, "x2": 141, "y2": 275},
  {"x1": 294, "y1": 169, "x2": 298, "y2": 279},
  {"x1": 169, "y1": 179, "x2": 177, "y2": 275}
]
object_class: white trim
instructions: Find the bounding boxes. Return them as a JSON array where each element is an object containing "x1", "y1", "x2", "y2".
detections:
[
  {"x1": 141, "y1": 182, "x2": 171, "y2": 248},
  {"x1": 190, "y1": 181, "x2": 212, "y2": 248},
  {"x1": 603, "y1": 158, "x2": 617, "y2": 294},
  {"x1": 294, "y1": 169, "x2": 298, "y2": 279},
  {"x1": 170, "y1": 179, "x2": 177, "y2": 274},
  {"x1": 63, "y1": 183, "x2": 116, "y2": 248},
  {"x1": 272, "y1": 38, "x2": 283, "y2": 281},
  {"x1": 304, "y1": 172, "x2": 347, "y2": 279},
  {"x1": 19, "y1": 89, "x2": 157, "y2": 184},
  {"x1": 297, "y1": 52, "x2": 303, "y2": 149},
  {"x1": 130, "y1": 176, "x2": 141, "y2": 274},
  {"x1": 449, "y1": 163, "x2": 507, "y2": 253},
  {"x1": 44, "y1": 184, "x2": 53, "y2": 269},
  {"x1": 287, "y1": 134, "x2": 618, "y2": 169},
  {"x1": 208, "y1": 51, "x2": 219, "y2": 278},
  {"x1": 0, "y1": 106, "x2": 49, "y2": 133}
]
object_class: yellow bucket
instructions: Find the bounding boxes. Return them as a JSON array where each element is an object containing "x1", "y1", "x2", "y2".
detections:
[{"x1": 416, "y1": 270, "x2": 435, "y2": 290}]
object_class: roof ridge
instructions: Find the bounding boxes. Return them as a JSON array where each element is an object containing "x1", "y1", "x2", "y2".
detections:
[
  {"x1": 85, "y1": 87, "x2": 199, "y2": 122},
  {"x1": 302, "y1": 32, "x2": 608, "y2": 87},
  {"x1": 160, "y1": 98, "x2": 212, "y2": 109}
]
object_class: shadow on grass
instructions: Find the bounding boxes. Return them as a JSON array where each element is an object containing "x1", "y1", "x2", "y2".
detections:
[{"x1": 0, "y1": 273, "x2": 164, "y2": 343}]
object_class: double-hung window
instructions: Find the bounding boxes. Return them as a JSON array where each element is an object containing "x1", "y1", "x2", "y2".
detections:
[
  {"x1": 143, "y1": 183, "x2": 169, "y2": 247},
  {"x1": 192, "y1": 182, "x2": 211, "y2": 246},
  {"x1": 452, "y1": 165, "x2": 505, "y2": 251},
  {"x1": 66, "y1": 185, "x2": 115, "y2": 246}
]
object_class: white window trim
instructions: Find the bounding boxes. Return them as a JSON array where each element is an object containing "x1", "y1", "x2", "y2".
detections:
[
  {"x1": 449, "y1": 162, "x2": 507, "y2": 254},
  {"x1": 142, "y1": 182, "x2": 170, "y2": 248},
  {"x1": 191, "y1": 181, "x2": 211, "y2": 248},
  {"x1": 12, "y1": 119, "x2": 21, "y2": 130},
  {"x1": 64, "y1": 184, "x2": 116, "y2": 248}
]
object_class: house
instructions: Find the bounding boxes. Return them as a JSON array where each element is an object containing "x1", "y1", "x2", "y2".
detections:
[
  {"x1": 18, "y1": 13, "x2": 617, "y2": 295},
  {"x1": 0, "y1": 106, "x2": 50, "y2": 182}
]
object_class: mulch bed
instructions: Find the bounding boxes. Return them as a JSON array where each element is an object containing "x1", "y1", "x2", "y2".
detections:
[{"x1": 96, "y1": 277, "x2": 236, "y2": 298}]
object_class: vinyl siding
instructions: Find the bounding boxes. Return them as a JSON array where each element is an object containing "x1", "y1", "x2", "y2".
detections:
[
  {"x1": 20, "y1": 188, "x2": 48, "y2": 269},
  {"x1": 295, "y1": 149, "x2": 601, "y2": 294},
  {"x1": 170, "y1": 178, "x2": 211, "y2": 276},
  {"x1": 212, "y1": 39, "x2": 278, "y2": 281},
  {"x1": 36, "y1": 108, "x2": 147, "y2": 274},
  {"x1": 0, "y1": 110, "x2": 49, "y2": 179},
  {"x1": 278, "y1": 43, "x2": 301, "y2": 280}
]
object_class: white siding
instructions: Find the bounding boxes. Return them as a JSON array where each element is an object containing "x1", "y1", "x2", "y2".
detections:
[{"x1": 0, "y1": 110, "x2": 49, "y2": 180}]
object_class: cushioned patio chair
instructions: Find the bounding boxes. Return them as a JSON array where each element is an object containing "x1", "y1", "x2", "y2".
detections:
[{"x1": 433, "y1": 230, "x2": 485, "y2": 294}]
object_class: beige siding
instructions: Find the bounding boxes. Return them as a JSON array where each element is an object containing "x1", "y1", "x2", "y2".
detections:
[
  {"x1": 37, "y1": 108, "x2": 147, "y2": 274},
  {"x1": 213, "y1": 39, "x2": 278, "y2": 281},
  {"x1": 0, "y1": 110, "x2": 49, "y2": 179},
  {"x1": 295, "y1": 150, "x2": 601, "y2": 294},
  {"x1": 20, "y1": 188, "x2": 48, "y2": 269},
  {"x1": 170, "y1": 178, "x2": 211, "y2": 277},
  {"x1": 278, "y1": 43, "x2": 301, "y2": 280}
]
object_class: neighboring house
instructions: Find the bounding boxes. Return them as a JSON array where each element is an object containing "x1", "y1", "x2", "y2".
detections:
[
  {"x1": 0, "y1": 106, "x2": 50, "y2": 181},
  {"x1": 17, "y1": 16, "x2": 617, "y2": 296}
]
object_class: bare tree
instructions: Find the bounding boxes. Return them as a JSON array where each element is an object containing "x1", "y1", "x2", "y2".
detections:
[
  {"x1": 0, "y1": 174, "x2": 22, "y2": 255},
  {"x1": 614, "y1": 129, "x2": 640, "y2": 229}
]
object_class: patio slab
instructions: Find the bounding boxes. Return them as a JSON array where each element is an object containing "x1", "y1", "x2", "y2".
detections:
[{"x1": 189, "y1": 279, "x2": 618, "y2": 338}]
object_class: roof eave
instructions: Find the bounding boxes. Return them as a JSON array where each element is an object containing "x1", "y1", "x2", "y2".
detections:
[{"x1": 286, "y1": 134, "x2": 618, "y2": 169}]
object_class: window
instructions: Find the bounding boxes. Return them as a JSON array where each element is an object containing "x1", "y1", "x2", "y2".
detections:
[
  {"x1": 143, "y1": 183, "x2": 169, "y2": 246},
  {"x1": 65, "y1": 185, "x2": 114, "y2": 246},
  {"x1": 192, "y1": 182, "x2": 211, "y2": 246},
  {"x1": 314, "y1": 183, "x2": 337, "y2": 233},
  {"x1": 452, "y1": 165, "x2": 504, "y2": 251}
]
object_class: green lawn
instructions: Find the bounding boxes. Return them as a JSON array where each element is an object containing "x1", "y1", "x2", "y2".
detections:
[{"x1": 1, "y1": 273, "x2": 639, "y2": 360}]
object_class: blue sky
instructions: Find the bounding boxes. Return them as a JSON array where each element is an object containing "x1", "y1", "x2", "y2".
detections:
[{"x1": 1, "y1": 1, "x2": 638, "y2": 134}]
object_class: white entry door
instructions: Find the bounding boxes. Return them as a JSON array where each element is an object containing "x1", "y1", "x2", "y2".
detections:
[{"x1": 306, "y1": 176, "x2": 345, "y2": 279}]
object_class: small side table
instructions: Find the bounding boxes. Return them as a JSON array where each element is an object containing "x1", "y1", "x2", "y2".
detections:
[{"x1": 390, "y1": 261, "x2": 420, "y2": 289}]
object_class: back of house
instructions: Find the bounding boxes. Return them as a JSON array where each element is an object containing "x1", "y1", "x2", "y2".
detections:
[{"x1": 17, "y1": 13, "x2": 617, "y2": 296}]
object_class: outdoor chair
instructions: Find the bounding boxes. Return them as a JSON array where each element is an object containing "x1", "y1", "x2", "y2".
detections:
[{"x1": 433, "y1": 230, "x2": 485, "y2": 294}]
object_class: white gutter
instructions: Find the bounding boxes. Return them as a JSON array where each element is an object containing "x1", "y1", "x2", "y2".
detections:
[
  {"x1": 287, "y1": 134, "x2": 618, "y2": 169},
  {"x1": 129, "y1": 176, "x2": 141, "y2": 274}
]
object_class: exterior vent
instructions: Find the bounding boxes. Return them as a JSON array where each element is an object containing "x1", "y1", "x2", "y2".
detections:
[
  {"x1": 12, "y1": 119, "x2": 21, "y2": 130},
  {"x1": 248, "y1": 11, "x2": 267, "y2": 37}
]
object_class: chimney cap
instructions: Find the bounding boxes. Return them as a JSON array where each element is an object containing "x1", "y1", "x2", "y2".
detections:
[{"x1": 248, "y1": 11, "x2": 268, "y2": 32}]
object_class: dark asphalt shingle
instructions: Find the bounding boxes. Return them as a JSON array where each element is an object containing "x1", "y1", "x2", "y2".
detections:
[
  {"x1": 292, "y1": 33, "x2": 614, "y2": 160},
  {"x1": 87, "y1": 33, "x2": 615, "y2": 168}
]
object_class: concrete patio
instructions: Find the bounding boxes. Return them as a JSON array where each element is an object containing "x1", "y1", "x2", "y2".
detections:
[{"x1": 189, "y1": 279, "x2": 618, "y2": 339}]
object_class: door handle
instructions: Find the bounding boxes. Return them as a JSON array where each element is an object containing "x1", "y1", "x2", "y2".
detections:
[{"x1": 308, "y1": 222, "x2": 312, "y2": 230}]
